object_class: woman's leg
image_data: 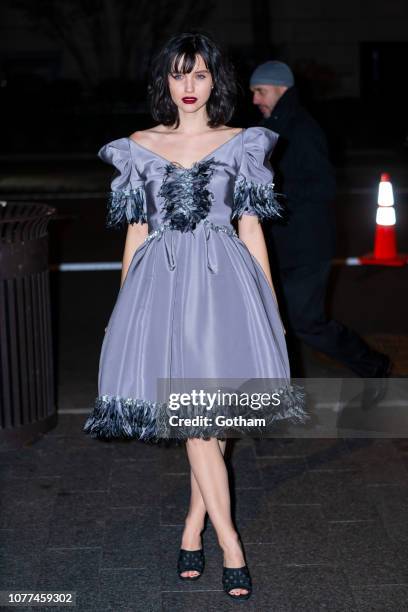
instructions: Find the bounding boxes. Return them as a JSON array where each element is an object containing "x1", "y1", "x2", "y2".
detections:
[
  {"x1": 184, "y1": 437, "x2": 249, "y2": 596},
  {"x1": 180, "y1": 439, "x2": 226, "y2": 578}
]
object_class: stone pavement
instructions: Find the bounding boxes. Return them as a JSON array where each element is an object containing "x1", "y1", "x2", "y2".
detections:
[{"x1": 1, "y1": 423, "x2": 408, "y2": 611}]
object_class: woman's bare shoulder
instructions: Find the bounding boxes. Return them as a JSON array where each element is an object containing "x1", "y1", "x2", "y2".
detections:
[
  {"x1": 212, "y1": 126, "x2": 243, "y2": 135},
  {"x1": 224, "y1": 126, "x2": 244, "y2": 134},
  {"x1": 129, "y1": 126, "x2": 173, "y2": 146}
]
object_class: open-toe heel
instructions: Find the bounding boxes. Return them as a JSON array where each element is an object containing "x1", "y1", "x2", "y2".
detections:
[
  {"x1": 222, "y1": 565, "x2": 252, "y2": 600},
  {"x1": 177, "y1": 547, "x2": 205, "y2": 581}
]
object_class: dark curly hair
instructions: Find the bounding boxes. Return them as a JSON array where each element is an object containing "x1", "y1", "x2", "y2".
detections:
[{"x1": 147, "y1": 31, "x2": 238, "y2": 129}]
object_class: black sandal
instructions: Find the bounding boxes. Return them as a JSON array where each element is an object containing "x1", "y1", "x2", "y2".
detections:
[
  {"x1": 177, "y1": 547, "x2": 205, "y2": 581},
  {"x1": 222, "y1": 565, "x2": 252, "y2": 600}
]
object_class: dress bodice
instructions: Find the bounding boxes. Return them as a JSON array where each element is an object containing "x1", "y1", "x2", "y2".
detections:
[{"x1": 98, "y1": 126, "x2": 285, "y2": 234}]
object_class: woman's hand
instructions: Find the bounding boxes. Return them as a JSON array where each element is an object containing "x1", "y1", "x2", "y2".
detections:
[
  {"x1": 279, "y1": 316, "x2": 286, "y2": 335},
  {"x1": 238, "y1": 215, "x2": 281, "y2": 302}
]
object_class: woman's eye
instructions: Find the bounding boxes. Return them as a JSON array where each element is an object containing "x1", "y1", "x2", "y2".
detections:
[{"x1": 170, "y1": 73, "x2": 207, "y2": 80}]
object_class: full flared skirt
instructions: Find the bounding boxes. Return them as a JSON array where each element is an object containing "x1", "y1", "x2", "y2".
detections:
[{"x1": 83, "y1": 223, "x2": 309, "y2": 441}]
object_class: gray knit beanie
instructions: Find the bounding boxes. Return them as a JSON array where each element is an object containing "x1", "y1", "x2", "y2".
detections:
[{"x1": 249, "y1": 61, "x2": 294, "y2": 87}]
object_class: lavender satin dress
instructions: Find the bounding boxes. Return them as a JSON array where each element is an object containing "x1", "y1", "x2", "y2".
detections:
[{"x1": 83, "y1": 127, "x2": 309, "y2": 442}]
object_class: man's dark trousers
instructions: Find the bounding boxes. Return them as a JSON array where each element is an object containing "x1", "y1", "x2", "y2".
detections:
[{"x1": 270, "y1": 257, "x2": 387, "y2": 378}]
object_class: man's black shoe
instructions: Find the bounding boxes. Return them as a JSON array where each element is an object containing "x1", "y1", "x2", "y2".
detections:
[{"x1": 371, "y1": 354, "x2": 393, "y2": 378}]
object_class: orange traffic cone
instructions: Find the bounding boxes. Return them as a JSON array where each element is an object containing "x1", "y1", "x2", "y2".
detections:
[{"x1": 359, "y1": 173, "x2": 408, "y2": 266}]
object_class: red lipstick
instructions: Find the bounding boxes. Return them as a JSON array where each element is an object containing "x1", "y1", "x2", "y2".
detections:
[{"x1": 182, "y1": 97, "x2": 197, "y2": 104}]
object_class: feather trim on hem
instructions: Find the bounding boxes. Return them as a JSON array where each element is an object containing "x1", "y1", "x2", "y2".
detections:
[
  {"x1": 83, "y1": 385, "x2": 310, "y2": 444},
  {"x1": 232, "y1": 174, "x2": 286, "y2": 221}
]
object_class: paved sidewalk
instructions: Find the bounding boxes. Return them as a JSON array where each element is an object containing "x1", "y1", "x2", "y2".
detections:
[{"x1": 1, "y1": 421, "x2": 408, "y2": 611}]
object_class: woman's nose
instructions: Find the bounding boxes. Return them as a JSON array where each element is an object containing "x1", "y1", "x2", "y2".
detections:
[{"x1": 184, "y1": 78, "x2": 194, "y2": 93}]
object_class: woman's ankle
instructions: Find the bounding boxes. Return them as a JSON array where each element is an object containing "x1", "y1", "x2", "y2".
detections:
[
  {"x1": 183, "y1": 514, "x2": 205, "y2": 535},
  {"x1": 181, "y1": 516, "x2": 205, "y2": 549},
  {"x1": 218, "y1": 529, "x2": 240, "y2": 552}
]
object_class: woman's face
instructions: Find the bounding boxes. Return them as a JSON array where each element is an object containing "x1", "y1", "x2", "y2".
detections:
[{"x1": 168, "y1": 54, "x2": 213, "y2": 115}]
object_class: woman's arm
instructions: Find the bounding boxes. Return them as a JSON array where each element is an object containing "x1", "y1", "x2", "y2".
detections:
[
  {"x1": 120, "y1": 222, "x2": 149, "y2": 288},
  {"x1": 238, "y1": 215, "x2": 285, "y2": 333},
  {"x1": 104, "y1": 222, "x2": 149, "y2": 333}
]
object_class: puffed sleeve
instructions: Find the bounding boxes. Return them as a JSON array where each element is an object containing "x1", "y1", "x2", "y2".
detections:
[
  {"x1": 232, "y1": 126, "x2": 285, "y2": 221},
  {"x1": 98, "y1": 138, "x2": 147, "y2": 229}
]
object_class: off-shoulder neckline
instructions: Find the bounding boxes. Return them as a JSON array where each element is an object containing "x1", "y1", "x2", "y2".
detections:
[{"x1": 127, "y1": 127, "x2": 247, "y2": 170}]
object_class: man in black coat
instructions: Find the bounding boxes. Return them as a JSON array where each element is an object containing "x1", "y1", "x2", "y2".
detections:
[{"x1": 249, "y1": 60, "x2": 391, "y2": 377}]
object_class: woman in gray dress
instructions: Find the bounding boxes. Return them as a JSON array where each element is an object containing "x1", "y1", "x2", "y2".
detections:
[{"x1": 84, "y1": 32, "x2": 309, "y2": 600}]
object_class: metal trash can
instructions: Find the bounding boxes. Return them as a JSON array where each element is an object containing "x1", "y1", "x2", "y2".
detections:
[{"x1": 0, "y1": 201, "x2": 57, "y2": 446}]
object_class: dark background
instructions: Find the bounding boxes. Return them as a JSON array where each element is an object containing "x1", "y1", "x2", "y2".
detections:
[{"x1": 1, "y1": 0, "x2": 408, "y2": 157}]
